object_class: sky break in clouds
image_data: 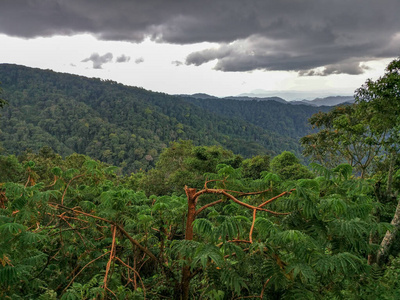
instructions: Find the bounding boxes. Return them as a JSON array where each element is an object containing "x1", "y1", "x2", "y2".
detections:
[{"x1": 0, "y1": 0, "x2": 399, "y2": 98}]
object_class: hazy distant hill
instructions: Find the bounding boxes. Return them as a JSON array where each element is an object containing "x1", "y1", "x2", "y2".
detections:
[
  {"x1": 0, "y1": 64, "x2": 335, "y2": 172},
  {"x1": 293, "y1": 96, "x2": 354, "y2": 106},
  {"x1": 224, "y1": 96, "x2": 288, "y2": 104}
]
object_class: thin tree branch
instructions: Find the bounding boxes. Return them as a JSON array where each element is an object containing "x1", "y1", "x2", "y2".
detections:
[
  {"x1": 193, "y1": 188, "x2": 290, "y2": 215},
  {"x1": 258, "y1": 189, "x2": 295, "y2": 208},
  {"x1": 115, "y1": 256, "x2": 147, "y2": 299},
  {"x1": 61, "y1": 174, "x2": 85, "y2": 205},
  {"x1": 62, "y1": 251, "x2": 110, "y2": 293},
  {"x1": 249, "y1": 209, "x2": 257, "y2": 243},
  {"x1": 103, "y1": 225, "x2": 117, "y2": 294},
  {"x1": 195, "y1": 199, "x2": 224, "y2": 216},
  {"x1": 45, "y1": 175, "x2": 58, "y2": 188}
]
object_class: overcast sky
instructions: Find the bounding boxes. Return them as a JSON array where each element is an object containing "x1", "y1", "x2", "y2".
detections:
[{"x1": 0, "y1": 0, "x2": 399, "y2": 99}]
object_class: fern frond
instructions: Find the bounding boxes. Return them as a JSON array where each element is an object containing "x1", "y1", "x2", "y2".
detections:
[
  {"x1": 285, "y1": 263, "x2": 316, "y2": 284},
  {"x1": 254, "y1": 217, "x2": 278, "y2": 239},
  {"x1": 220, "y1": 267, "x2": 248, "y2": 295},
  {"x1": 21, "y1": 252, "x2": 48, "y2": 267},
  {"x1": 0, "y1": 265, "x2": 20, "y2": 285},
  {"x1": 0, "y1": 222, "x2": 26, "y2": 237},
  {"x1": 20, "y1": 231, "x2": 48, "y2": 245},
  {"x1": 333, "y1": 164, "x2": 353, "y2": 180},
  {"x1": 192, "y1": 244, "x2": 224, "y2": 269},
  {"x1": 193, "y1": 218, "x2": 214, "y2": 238}
]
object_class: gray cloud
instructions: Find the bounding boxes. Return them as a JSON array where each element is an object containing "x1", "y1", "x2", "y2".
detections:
[
  {"x1": 2, "y1": 0, "x2": 400, "y2": 75},
  {"x1": 299, "y1": 61, "x2": 371, "y2": 76},
  {"x1": 134, "y1": 57, "x2": 144, "y2": 64},
  {"x1": 172, "y1": 60, "x2": 183, "y2": 67},
  {"x1": 116, "y1": 54, "x2": 131, "y2": 63},
  {"x1": 82, "y1": 52, "x2": 113, "y2": 69}
]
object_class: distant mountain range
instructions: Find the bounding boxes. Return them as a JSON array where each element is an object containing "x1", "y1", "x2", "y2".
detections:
[
  {"x1": 291, "y1": 96, "x2": 355, "y2": 106},
  {"x1": 238, "y1": 89, "x2": 355, "y2": 102},
  {"x1": 182, "y1": 93, "x2": 355, "y2": 107}
]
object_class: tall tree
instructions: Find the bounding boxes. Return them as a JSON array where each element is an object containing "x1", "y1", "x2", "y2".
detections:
[
  {"x1": 355, "y1": 58, "x2": 400, "y2": 264},
  {"x1": 302, "y1": 57, "x2": 400, "y2": 265},
  {"x1": 301, "y1": 104, "x2": 387, "y2": 177}
]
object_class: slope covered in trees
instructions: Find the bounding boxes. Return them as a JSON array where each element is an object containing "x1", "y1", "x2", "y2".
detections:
[
  {"x1": 0, "y1": 64, "x2": 326, "y2": 172},
  {"x1": 185, "y1": 97, "x2": 330, "y2": 140}
]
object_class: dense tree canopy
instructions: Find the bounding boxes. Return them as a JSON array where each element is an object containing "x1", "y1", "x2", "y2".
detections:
[{"x1": 0, "y1": 146, "x2": 396, "y2": 299}]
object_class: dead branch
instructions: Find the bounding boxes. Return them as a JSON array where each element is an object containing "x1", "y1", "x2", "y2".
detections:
[
  {"x1": 103, "y1": 226, "x2": 117, "y2": 294},
  {"x1": 115, "y1": 256, "x2": 147, "y2": 299},
  {"x1": 62, "y1": 251, "x2": 110, "y2": 293},
  {"x1": 258, "y1": 189, "x2": 295, "y2": 208},
  {"x1": 195, "y1": 199, "x2": 224, "y2": 216},
  {"x1": 249, "y1": 209, "x2": 257, "y2": 243}
]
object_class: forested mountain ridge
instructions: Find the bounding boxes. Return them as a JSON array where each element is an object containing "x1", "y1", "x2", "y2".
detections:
[
  {"x1": 185, "y1": 97, "x2": 330, "y2": 139},
  {"x1": 0, "y1": 64, "x2": 326, "y2": 172}
]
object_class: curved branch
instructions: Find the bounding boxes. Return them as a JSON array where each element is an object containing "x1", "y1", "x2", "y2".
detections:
[
  {"x1": 61, "y1": 174, "x2": 85, "y2": 205},
  {"x1": 62, "y1": 251, "x2": 110, "y2": 293},
  {"x1": 258, "y1": 189, "x2": 295, "y2": 208},
  {"x1": 193, "y1": 188, "x2": 290, "y2": 215},
  {"x1": 115, "y1": 256, "x2": 146, "y2": 299},
  {"x1": 195, "y1": 199, "x2": 224, "y2": 216},
  {"x1": 249, "y1": 209, "x2": 257, "y2": 243},
  {"x1": 103, "y1": 226, "x2": 117, "y2": 293},
  {"x1": 45, "y1": 175, "x2": 58, "y2": 188},
  {"x1": 224, "y1": 189, "x2": 272, "y2": 197}
]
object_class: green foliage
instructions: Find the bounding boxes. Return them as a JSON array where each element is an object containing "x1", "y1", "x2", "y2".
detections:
[
  {"x1": 1, "y1": 60, "x2": 400, "y2": 299},
  {"x1": 138, "y1": 141, "x2": 239, "y2": 195},
  {"x1": 242, "y1": 155, "x2": 270, "y2": 179},
  {"x1": 0, "y1": 147, "x2": 396, "y2": 299},
  {"x1": 271, "y1": 151, "x2": 314, "y2": 180}
]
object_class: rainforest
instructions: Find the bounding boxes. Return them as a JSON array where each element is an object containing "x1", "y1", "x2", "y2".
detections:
[{"x1": 0, "y1": 58, "x2": 400, "y2": 299}]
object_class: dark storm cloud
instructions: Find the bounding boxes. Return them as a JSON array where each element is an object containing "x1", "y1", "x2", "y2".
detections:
[
  {"x1": 82, "y1": 53, "x2": 113, "y2": 69},
  {"x1": 116, "y1": 54, "x2": 131, "y2": 63},
  {"x1": 2, "y1": 0, "x2": 400, "y2": 75}
]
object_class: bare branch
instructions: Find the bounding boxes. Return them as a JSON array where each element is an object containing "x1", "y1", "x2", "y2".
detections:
[
  {"x1": 61, "y1": 174, "x2": 85, "y2": 205},
  {"x1": 62, "y1": 251, "x2": 110, "y2": 293},
  {"x1": 115, "y1": 256, "x2": 147, "y2": 299},
  {"x1": 103, "y1": 226, "x2": 117, "y2": 293},
  {"x1": 195, "y1": 199, "x2": 224, "y2": 216}
]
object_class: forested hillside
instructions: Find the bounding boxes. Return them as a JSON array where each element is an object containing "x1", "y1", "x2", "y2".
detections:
[
  {"x1": 185, "y1": 97, "x2": 329, "y2": 139},
  {"x1": 0, "y1": 64, "x2": 327, "y2": 172}
]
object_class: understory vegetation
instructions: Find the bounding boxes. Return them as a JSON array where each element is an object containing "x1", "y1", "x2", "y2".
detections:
[{"x1": 0, "y1": 58, "x2": 399, "y2": 299}]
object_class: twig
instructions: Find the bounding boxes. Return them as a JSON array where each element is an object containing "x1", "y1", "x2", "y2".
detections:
[
  {"x1": 195, "y1": 199, "x2": 224, "y2": 216},
  {"x1": 249, "y1": 209, "x2": 257, "y2": 243},
  {"x1": 115, "y1": 256, "x2": 147, "y2": 299},
  {"x1": 193, "y1": 188, "x2": 290, "y2": 215},
  {"x1": 62, "y1": 251, "x2": 110, "y2": 293},
  {"x1": 103, "y1": 225, "x2": 117, "y2": 294},
  {"x1": 59, "y1": 215, "x2": 87, "y2": 246},
  {"x1": 24, "y1": 170, "x2": 31, "y2": 188},
  {"x1": 45, "y1": 175, "x2": 58, "y2": 188},
  {"x1": 258, "y1": 189, "x2": 295, "y2": 208},
  {"x1": 61, "y1": 174, "x2": 85, "y2": 205}
]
